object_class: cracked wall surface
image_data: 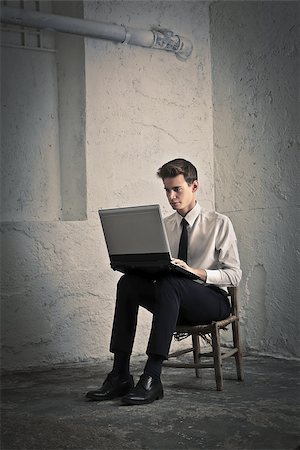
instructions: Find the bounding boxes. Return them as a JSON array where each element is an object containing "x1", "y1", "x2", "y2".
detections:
[{"x1": 211, "y1": 2, "x2": 299, "y2": 358}]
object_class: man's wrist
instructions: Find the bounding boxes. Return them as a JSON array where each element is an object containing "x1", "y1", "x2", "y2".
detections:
[{"x1": 195, "y1": 268, "x2": 207, "y2": 282}]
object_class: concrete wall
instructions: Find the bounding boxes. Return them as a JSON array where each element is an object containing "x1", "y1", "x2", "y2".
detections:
[
  {"x1": 53, "y1": 1, "x2": 87, "y2": 221},
  {"x1": 1, "y1": 1, "x2": 214, "y2": 370},
  {"x1": 1, "y1": 47, "x2": 61, "y2": 221},
  {"x1": 210, "y1": 2, "x2": 299, "y2": 358}
]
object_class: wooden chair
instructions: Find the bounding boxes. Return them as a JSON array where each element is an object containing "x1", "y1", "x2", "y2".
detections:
[{"x1": 163, "y1": 286, "x2": 244, "y2": 391}]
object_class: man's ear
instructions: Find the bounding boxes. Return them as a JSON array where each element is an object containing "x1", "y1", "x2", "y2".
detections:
[{"x1": 192, "y1": 180, "x2": 199, "y2": 193}]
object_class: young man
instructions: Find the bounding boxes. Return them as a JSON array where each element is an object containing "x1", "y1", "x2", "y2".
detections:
[{"x1": 86, "y1": 158, "x2": 242, "y2": 405}]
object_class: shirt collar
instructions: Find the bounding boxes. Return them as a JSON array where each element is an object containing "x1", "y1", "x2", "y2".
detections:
[{"x1": 175, "y1": 202, "x2": 201, "y2": 228}]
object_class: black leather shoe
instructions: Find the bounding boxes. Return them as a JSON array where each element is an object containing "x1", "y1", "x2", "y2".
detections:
[
  {"x1": 85, "y1": 373, "x2": 134, "y2": 401},
  {"x1": 121, "y1": 374, "x2": 163, "y2": 405}
]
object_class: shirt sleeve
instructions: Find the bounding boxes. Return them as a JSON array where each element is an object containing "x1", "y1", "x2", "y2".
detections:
[{"x1": 205, "y1": 216, "x2": 242, "y2": 287}]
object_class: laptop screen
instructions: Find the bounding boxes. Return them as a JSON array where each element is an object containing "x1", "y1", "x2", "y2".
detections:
[{"x1": 99, "y1": 204, "x2": 171, "y2": 256}]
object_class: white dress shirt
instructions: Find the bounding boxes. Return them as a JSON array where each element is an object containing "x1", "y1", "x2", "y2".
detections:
[{"x1": 164, "y1": 202, "x2": 242, "y2": 288}]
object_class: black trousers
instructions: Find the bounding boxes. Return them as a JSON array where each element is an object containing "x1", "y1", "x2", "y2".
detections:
[{"x1": 110, "y1": 273, "x2": 231, "y2": 360}]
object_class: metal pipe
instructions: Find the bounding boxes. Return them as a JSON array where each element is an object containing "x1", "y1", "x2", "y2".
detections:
[{"x1": 0, "y1": 6, "x2": 193, "y2": 61}]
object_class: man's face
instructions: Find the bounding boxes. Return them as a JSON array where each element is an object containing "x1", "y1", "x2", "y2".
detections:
[{"x1": 163, "y1": 174, "x2": 198, "y2": 216}]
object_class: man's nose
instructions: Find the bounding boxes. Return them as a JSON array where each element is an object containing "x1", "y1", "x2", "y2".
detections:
[{"x1": 169, "y1": 190, "x2": 176, "y2": 199}]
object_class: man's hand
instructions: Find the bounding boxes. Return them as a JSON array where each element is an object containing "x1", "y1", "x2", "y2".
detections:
[{"x1": 172, "y1": 259, "x2": 207, "y2": 282}]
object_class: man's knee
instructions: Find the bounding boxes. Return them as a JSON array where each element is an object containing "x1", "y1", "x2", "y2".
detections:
[
  {"x1": 117, "y1": 273, "x2": 153, "y2": 296},
  {"x1": 155, "y1": 274, "x2": 183, "y2": 295},
  {"x1": 117, "y1": 273, "x2": 134, "y2": 289}
]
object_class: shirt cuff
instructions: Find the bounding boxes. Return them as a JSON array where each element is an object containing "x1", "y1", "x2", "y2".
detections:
[{"x1": 205, "y1": 269, "x2": 222, "y2": 285}]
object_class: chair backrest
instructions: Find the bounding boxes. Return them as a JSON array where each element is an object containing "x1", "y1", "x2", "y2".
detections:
[{"x1": 227, "y1": 286, "x2": 239, "y2": 317}]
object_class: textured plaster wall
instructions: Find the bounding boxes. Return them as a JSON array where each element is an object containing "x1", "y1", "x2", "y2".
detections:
[
  {"x1": 1, "y1": 49, "x2": 61, "y2": 221},
  {"x1": 53, "y1": 0, "x2": 87, "y2": 221},
  {"x1": 84, "y1": 1, "x2": 214, "y2": 213},
  {"x1": 210, "y1": 2, "x2": 299, "y2": 358},
  {"x1": 1, "y1": 1, "x2": 214, "y2": 370}
]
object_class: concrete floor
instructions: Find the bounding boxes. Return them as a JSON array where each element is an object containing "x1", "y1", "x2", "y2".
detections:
[{"x1": 1, "y1": 355, "x2": 300, "y2": 450}]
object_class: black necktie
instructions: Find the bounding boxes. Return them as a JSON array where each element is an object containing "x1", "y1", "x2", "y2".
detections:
[{"x1": 178, "y1": 218, "x2": 188, "y2": 262}]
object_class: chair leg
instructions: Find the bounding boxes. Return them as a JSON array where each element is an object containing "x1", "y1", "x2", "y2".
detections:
[
  {"x1": 192, "y1": 334, "x2": 201, "y2": 378},
  {"x1": 232, "y1": 320, "x2": 244, "y2": 381},
  {"x1": 211, "y1": 324, "x2": 223, "y2": 391}
]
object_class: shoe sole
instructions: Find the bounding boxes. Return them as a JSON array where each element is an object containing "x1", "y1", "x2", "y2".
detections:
[
  {"x1": 86, "y1": 385, "x2": 133, "y2": 401},
  {"x1": 121, "y1": 390, "x2": 164, "y2": 406}
]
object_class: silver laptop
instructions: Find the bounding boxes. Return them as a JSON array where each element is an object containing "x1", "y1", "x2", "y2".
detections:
[{"x1": 98, "y1": 204, "x2": 201, "y2": 280}]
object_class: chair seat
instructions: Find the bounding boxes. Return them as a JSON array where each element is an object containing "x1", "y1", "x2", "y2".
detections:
[{"x1": 175, "y1": 314, "x2": 237, "y2": 334}]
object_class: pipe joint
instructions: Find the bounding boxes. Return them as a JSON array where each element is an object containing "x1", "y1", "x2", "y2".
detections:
[
  {"x1": 122, "y1": 26, "x2": 132, "y2": 45},
  {"x1": 152, "y1": 28, "x2": 193, "y2": 61}
]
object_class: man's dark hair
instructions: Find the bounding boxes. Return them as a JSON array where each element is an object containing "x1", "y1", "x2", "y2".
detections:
[{"x1": 157, "y1": 158, "x2": 198, "y2": 185}]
